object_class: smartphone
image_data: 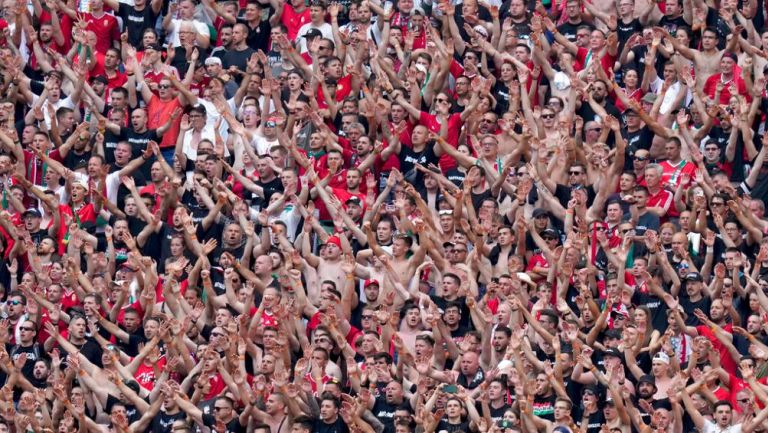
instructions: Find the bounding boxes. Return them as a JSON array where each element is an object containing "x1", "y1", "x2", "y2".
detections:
[
  {"x1": 443, "y1": 384, "x2": 457, "y2": 394},
  {"x1": 497, "y1": 420, "x2": 513, "y2": 429}
]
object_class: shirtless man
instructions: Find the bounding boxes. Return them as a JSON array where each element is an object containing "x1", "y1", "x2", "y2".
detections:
[
  {"x1": 659, "y1": 26, "x2": 738, "y2": 90},
  {"x1": 248, "y1": 392, "x2": 290, "y2": 433},
  {"x1": 363, "y1": 222, "x2": 425, "y2": 285},
  {"x1": 303, "y1": 235, "x2": 346, "y2": 289}
]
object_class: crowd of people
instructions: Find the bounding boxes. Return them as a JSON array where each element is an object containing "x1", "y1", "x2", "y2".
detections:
[{"x1": 0, "y1": 0, "x2": 767, "y2": 431}]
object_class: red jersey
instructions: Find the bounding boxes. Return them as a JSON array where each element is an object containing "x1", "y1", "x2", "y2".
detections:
[
  {"x1": 703, "y1": 74, "x2": 750, "y2": 105},
  {"x1": 83, "y1": 12, "x2": 120, "y2": 54},
  {"x1": 659, "y1": 160, "x2": 697, "y2": 190},
  {"x1": 418, "y1": 112, "x2": 463, "y2": 172},
  {"x1": 575, "y1": 47, "x2": 616, "y2": 76},
  {"x1": 281, "y1": 4, "x2": 311, "y2": 41}
]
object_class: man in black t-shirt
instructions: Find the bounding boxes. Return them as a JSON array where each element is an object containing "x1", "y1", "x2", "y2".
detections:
[
  {"x1": 312, "y1": 394, "x2": 349, "y2": 433},
  {"x1": 107, "y1": 0, "x2": 162, "y2": 48},
  {"x1": 368, "y1": 382, "x2": 411, "y2": 433},
  {"x1": 217, "y1": 23, "x2": 256, "y2": 79},
  {"x1": 556, "y1": 0, "x2": 584, "y2": 42}
]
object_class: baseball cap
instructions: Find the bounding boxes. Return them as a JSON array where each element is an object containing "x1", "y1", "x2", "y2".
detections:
[
  {"x1": 603, "y1": 347, "x2": 623, "y2": 359},
  {"x1": 204, "y1": 56, "x2": 222, "y2": 66},
  {"x1": 532, "y1": 208, "x2": 550, "y2": 219},
  {"x1": 364, "y1": 279, "x2": 379, "y2": 288},
  {"x1": 324, "y1": 235, "x2": 341, "y2": 248},
  {"x1": 641, "y1": 93, "x2": 657, "y2": 104},
  {"x1": 638, "y1": 374, "x2": 656, "y2": 386},
  {"x1": 72, "y1": 178, "x2": 89, "y2": 190},
  {"x1": 685, "y1": 272, "x2": 704, "y2": 282},
  {"x1": 304, "y1": 28, "x2": 323, "y2": 39},
  {"x1": 611, "y1": 303, "x2": 630, "y2": 318},
  {"x1": 90, "y1": 75, "x2": 109, "y2": 85},
  {"x1": 346, "y1": 196, "x2": 362, "y2": 206},
  {"x1": 541, "y1": 228, "x2": 558, "y2": 239},
  {"x1": 653, "y1": 352, "x2": 671, "y2": 364},
  {"x1": 23, "y1": 208, "x2": 41, "y2": 218},
  {"x1": 145, "y1": 42, "x2": 163, "y2": 52}
]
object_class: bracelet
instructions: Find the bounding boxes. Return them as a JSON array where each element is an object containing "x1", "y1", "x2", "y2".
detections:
[
  {"x1": 710, "y1": 325, "x2": 717, "y2": 332},
  {"x1": 78, "y1": 369, "x2": 86, "y2": 376}
]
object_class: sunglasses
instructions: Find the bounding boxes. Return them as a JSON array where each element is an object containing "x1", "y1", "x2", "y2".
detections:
[
  {"x1": 8, "y1": 300, "x2": 21, "y2": 306},
  {"x1": 633, "y1": 156, "x2": 648, "y2": 161},
  {"x1": 541, "y1": 113, "x2": 555, "y2": 119},
  {"x1": 19, "y1": 326, "x2": 34, "y2": 332},
  {"x1": 211, "y1": 332, "x2": 226, "y2": 337},
  {"x1": 158, "y1": 84, "x2": 171, "y2": 89},
  {"x1": 569, "y1": 171, "x2": 583, "y2": 175}
]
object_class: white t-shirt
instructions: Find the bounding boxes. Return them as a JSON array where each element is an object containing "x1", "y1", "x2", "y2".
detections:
[
  {"x1": 295, "y1": 23, "x2": 333, "y2": 52},
  {"x1": 167, "y1": 19, "x2": 210, "y2": 47},
  {"x1": 702, "y1": 421, "x2": 741, "y2": 433},
  {"x1": 30, "y1": 95, "x2": 76, "y2": 130}
]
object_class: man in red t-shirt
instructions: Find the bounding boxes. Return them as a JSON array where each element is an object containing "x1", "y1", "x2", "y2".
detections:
[{"x1": 80, "y1": 0, "x2": 121, "y2": 54}]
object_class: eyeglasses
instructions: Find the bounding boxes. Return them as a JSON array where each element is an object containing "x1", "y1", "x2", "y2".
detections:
[
  {"x1": 8, "y1": 300, "x2": 22, "y2": 306},
  {"x1": 158, "y1": 84, "x2": 171, "y2": 89},
  {"x1": 633, "y1": 156, "x2": 648, "y2": 161},
  {"x1": 541, "y1": 113, "x2": 555, "y2": 119}
]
